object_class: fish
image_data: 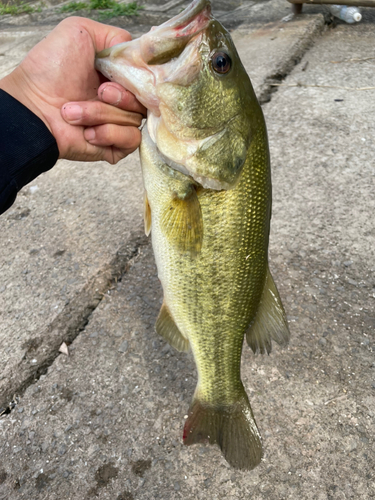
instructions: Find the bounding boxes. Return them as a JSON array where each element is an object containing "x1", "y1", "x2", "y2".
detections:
[{"x1": 95, "y1": 0, "x2": 290, "y2": 470}]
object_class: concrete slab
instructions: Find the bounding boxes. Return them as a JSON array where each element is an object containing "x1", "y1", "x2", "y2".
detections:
[
  {"x1": 1, "y1": 10, "x2": 374, "y2": 500},
  {"x1": 231, "y1": 14, "x2": 325, "y2": 103},
  {"x1": 0, "y1": 154, "x2": 146, "y2": 410}
]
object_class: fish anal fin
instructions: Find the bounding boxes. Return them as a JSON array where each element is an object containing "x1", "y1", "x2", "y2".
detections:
[
  {"x1": 246, "y1": 267, "x2": 290, "y2": 355},
  {"x1": 160, "y1": 186, "x2": 203, "y2": 257},
  {"x1": 144, "y1": 191, "x2": 152, "y2": 236},
  {"x1": 156, "y1": 303, "x2": 189, "y2": 352},
  {"x1": 183, "y1": 387, "x2": 263, "y2": 470}
]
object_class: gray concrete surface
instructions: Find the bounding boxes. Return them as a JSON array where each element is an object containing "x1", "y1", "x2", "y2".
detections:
[{"x1": 0, "y1": 1, "x2": 374, "y2": 499}]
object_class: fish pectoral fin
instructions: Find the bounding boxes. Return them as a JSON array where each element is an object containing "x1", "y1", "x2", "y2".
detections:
[
  {"x1": 144, "y1": 191, "x2": 152, "y2": 236},
  {"x1": 160, "y1": 186, "x2": 203, "y2": 257},
  {"x1": 156, "y1": 303, "x2": 190, "y2": 352},
  {"x1": 183, "y1": 387, "x2": 263, "y2": 470},
  {"x1": 246, "y1": 267, "x2": 290, "y2": 355}
]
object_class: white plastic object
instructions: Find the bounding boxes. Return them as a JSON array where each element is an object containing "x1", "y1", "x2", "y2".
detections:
[{"x1": 328, "y1": 4, "x2": 362, "y2": 23}]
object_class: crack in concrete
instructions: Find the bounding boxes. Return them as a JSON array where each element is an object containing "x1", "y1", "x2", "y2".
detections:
[
  {"x1": 257, "y1": 15, "x2": 326, "y2": 104},
  {"x1": 0, "y1": 230, "x2": 149, "y2": 414}
]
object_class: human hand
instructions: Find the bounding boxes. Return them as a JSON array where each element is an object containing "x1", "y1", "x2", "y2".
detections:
[{"x1": 0, "y1": 17, "x2": 146, "y2": 164}]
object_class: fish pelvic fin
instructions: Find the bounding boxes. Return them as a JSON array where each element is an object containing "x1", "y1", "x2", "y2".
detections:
[
  {"x1": 156, "y1": 303, "x2": 190, "y2": 352},
  {"x1": 183, "y1": 388, "x2": 263, "y2": 470},
  {"x1": 160, "y1": 186, "x2": 203, "y2": 257},
  {"x1": 246, "y1": 267, "x2": 290, "y2": 355},
  {"x1": 144, "y1": 191, "x2": 152, "y2": 236}
]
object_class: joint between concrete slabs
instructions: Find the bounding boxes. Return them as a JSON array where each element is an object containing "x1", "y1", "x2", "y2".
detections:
[
  {"x1": 0, "y1": 231, "x2": 149, "y2": 413},
  {"x1": 257, "y1": 15, "x2": 326, "y2": 104}
]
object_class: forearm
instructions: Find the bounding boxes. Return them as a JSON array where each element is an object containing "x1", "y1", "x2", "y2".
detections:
[{"x1": 0, "y1": 89, "x2": 59, "y2": 215}]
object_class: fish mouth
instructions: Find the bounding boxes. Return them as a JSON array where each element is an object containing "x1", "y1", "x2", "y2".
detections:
[
  {"x1": 96, "y1": 0, "x2": 231, "y2": 191},
  {"x1": 141, "y1": 0, "x2": 212, "y2": 65},
  {"x1": 95, "y1": 0, "x2": 212, "y2": 114}
]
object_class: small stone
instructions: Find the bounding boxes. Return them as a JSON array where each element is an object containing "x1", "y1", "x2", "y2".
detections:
[
  {"x1": 41, "y1": 442, "x2": 49, "y2": 453},
  {"x1": 347, "y1": 278, "x2": 358, "y2": 286},
  {"x1": 346, "y1": 439, "x2": 357, "y2": 452},
  {"x1": 58, "y1": 445, "x2": 67, "y2": 456},
  {"x1": 118, "y1": 340, "x2": 129, "y2": 353},
  {"x1": 343, "y1": 260, "x2": 353, "y2": 267},
  {"x1": 174, "y1": 482, "x2": 180, "y2": 491},
  {"x1": 319, "y1": 338, "x2": 327, "y2": 347}
]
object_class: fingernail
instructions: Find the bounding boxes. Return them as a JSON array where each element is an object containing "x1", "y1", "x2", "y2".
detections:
[
  {"x1": 84, "y1": 128, "x2": 96, "y2": 142},
  {"x1": 101, "y1": 86, "x2": 122, "y2": 105},
  {"x1": 64, "y1": 104, "x2": 83, "y2": 121}
]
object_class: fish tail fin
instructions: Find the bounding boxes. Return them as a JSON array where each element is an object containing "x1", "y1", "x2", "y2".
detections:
[{"x1": 183, "y1": 387, "x2": 262, "y2": 470}]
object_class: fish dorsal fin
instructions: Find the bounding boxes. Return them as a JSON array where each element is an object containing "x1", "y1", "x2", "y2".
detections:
[
  {"x1": 246, "y1": 267, "x2": 290, "y2": 355},
  {"x1": 156, "y1": 303, "x2": 190, "y2": 352},
  {"x1": 160, "y1": 187, "x2": 203, "y2": 257},
  {"x1": 144, "y1": 191, "x2": 152, "y2": 236}
]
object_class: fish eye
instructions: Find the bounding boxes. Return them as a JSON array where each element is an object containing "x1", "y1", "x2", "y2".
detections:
[{"x1": 211, "y1": 52, "x2": 231, "y2": 75}]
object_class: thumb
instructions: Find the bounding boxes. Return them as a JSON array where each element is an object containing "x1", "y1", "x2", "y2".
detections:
[{"x1": 77, "y1": 18, "x2": 132, "y2": 52}]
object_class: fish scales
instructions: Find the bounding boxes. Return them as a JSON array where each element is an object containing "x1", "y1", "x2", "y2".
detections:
[{"x1": 96, "y1": 0, "x2": 290, "y2": 470}]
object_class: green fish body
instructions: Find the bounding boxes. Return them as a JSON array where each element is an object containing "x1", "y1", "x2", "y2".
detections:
[{"x1": 96, "y1": 0, "x2": 290, "y2": 470}]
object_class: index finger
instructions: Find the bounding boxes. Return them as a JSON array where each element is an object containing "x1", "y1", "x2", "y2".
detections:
[{"x1": 98, "y1": 82, "x2": 147, "y2": 117}]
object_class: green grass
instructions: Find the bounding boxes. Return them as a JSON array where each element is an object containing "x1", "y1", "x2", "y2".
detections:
[
  {"x1": 97, "y1": 1, "x2": 141, "y2": 19},
  {"x1": 59, "y1": 0, "x2": 142, "y2": 18},
  {"x1": 0, "y1": 1, "x2": 42, "y2": 15},
  {"x1": 0, "y1": 0, "x2": 141, "y2": 18},
  {"x1": 60, "y1": 1, "x2": 87, "y2": 12}
]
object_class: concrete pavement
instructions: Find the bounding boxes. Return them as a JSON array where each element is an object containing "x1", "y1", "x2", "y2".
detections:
[{"x1": 0, "y1": 1, "x2": 374, "y2": 498}]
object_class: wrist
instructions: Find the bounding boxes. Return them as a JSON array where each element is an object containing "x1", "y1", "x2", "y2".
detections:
[{"x1": 0, "y1": 69, "x2": 53, "y2": 135}]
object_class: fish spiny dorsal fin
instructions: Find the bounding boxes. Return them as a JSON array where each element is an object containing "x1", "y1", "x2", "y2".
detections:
[
  {"x1": 160, "y1": 186, "x2": 203, "y2": 257},
  {"x1": 246, "y1": 267, "x2": 290, "y2": 355},
  {"x1": 144, "y1": 191, "x2": 152, "y2": 236},
  {"x1": 156, "y1": 303, "x2": 190, "y2": 352},
  {"x1": 183, "y1": 385, "x2": 263, "y2": 470}
]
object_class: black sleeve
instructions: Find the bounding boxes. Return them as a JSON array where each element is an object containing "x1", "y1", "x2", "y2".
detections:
[{"x1": 0, "y1": 89, "x2": 59, "y2": 215}]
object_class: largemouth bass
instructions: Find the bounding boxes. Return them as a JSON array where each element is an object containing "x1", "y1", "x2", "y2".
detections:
[{"x1": 96, "y1": 0, "x2": 290, "y2": 470}]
